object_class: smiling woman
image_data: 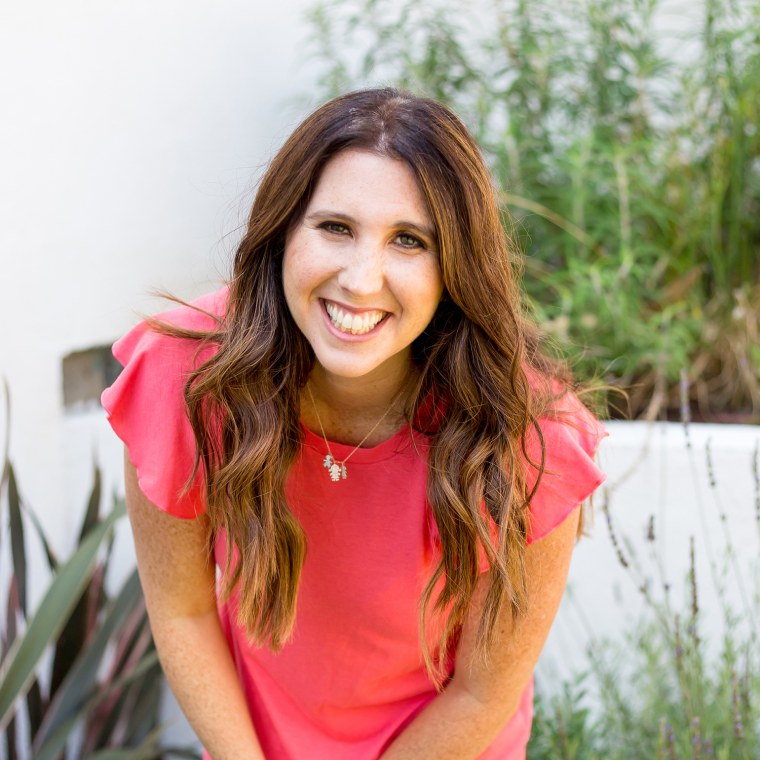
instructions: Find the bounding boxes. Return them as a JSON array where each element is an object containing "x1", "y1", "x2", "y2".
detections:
[
  {"x1": 101, "y1": 88, "x2": 606, "y2": 760},
  {"x1": 283, "y1": 149, "x2": 443, "y2": 386}
]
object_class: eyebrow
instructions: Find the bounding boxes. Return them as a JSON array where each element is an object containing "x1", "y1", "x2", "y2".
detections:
[{"x1": 305, "y1": 209, "x2": 437, "y2": 242}]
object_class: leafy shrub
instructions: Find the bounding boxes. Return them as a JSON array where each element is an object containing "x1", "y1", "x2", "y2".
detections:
[
  {"x1": 529, "y1": 431, "x2": 760, "y2": 758},
  {"x1": 0, "y1": 416, "x2": 200, "y2": 759},
  {"x1": 305, "y1": 0, "x2": 760, "y2": 420}
]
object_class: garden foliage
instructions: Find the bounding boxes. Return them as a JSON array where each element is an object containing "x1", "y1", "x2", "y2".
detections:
[
  {"x1": 305, "y1": 0, "x2": 760, "y2": 421},
  {"x1": 0, "y1": 401, "x2": 200, "y2": 760},
  {"x1": 530, "y1": 429, "x2": 760, "y2": 758}
]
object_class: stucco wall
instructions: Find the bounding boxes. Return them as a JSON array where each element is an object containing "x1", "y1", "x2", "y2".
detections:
[
  {"x1": 0, "y1": 0, "x2": 318, "y2": 562},
  {"x1": 539, "y1": 421, "x2": 760, "y2": 691}
]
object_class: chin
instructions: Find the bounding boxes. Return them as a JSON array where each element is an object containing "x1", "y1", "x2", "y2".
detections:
[
  {"x1": 314, "y1": 358, "x2": 384, "y2": 381},
  {"x1": 310, "y1": 343, "x2": 410, "y2": 383}
]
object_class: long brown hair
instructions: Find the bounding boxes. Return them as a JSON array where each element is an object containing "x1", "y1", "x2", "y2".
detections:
[{"x1": 175, "y1": 88, "x2": 570, "y2": 683}]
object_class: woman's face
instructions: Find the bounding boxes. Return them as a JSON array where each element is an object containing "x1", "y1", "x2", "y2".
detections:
[{"x1": 283, "y1": 149, "x2": 443, "y2": 385}]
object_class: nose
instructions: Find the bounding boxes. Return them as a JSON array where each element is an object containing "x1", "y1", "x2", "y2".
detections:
[{"x1": 336, "y1": 238, "x2": 385, "y2": 297}]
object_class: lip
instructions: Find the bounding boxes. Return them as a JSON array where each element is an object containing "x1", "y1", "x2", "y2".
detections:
[{"x1": 319, "y1": 298, "x2": 390, "y2": 341}]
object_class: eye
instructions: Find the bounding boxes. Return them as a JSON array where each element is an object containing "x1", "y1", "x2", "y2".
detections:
[
  {"x1": 319, "y1": 221, "x2": 351, "y2": 235},
  {"x1": 395, "y1": 232, "x2": 425, "y2": 250}
]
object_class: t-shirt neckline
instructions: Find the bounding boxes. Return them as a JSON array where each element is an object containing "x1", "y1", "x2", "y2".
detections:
[{"x1": 299, "y1": 421, "x2": 422, "y2": 464}]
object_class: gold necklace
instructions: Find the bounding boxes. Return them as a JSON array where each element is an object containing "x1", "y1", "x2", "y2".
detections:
[{"x1": 305, "y1": 384, "x2": 401, "y2": 482}]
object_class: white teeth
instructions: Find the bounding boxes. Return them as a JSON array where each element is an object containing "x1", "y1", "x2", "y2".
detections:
[{"x1": 324, "y1": 301, "x2": 386, "y2": 334}]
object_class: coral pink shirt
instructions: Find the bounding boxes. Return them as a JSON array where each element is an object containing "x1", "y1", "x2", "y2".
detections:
[{"x1": 102, "y1": 289, "x2": 606, "y2": 760}]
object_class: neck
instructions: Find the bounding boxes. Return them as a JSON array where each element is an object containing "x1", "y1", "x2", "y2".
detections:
[
  {"x1": 308, "y1": 368, "x2": 410, "y2": 413},
  {"x1": 302, "y1": 361, "x2": 417, "y2": 447}
]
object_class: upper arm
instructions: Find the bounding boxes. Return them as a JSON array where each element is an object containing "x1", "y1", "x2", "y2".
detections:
[
  {"x1": 451, "y1": 506, "x2": 580, "y2": 710},
  {"x1": 124, "y1": 448, "x2": 217, "y2": 623}
]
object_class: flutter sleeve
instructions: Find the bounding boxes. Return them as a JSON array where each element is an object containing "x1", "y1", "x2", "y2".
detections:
[
  {"x1": 524, "y1": 392, "x2": 607, "y2": 543},
  {"x1": 100, "y1": 289, "x2": 226, "y2": 519}
]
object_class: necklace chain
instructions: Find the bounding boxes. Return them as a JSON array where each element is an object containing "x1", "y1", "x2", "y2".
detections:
[{"x1": 305, "y1": 384, "x2": 400, "y2": 482}]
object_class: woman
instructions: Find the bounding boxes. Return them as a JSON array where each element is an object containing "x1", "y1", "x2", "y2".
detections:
[{"x1": 102, "y1": 88, "x2": 606, "y2": 759}]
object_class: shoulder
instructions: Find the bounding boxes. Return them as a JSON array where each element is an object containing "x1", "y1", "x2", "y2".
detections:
[
  {"x1": 525, "y1": 389, "x2": 607, "y2": 542},
  {"x1": 537, "y1": 389, "x2": 606, "y2": 459},
  {"x1": 111, "y1": 286, "x2": 228, "y2": 367},
  {"x1": 101, "y1": 286, "x2": 229, "y2": 519},
  {"x1": 159, "y1": 286, "x2": 229, "y2": 328}
]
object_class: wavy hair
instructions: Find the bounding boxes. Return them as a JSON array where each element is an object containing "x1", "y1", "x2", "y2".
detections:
[{"x1": 173, "y1": 88, "x2": 571, "y2": 684}]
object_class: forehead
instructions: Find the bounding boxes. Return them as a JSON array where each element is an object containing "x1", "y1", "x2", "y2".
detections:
[{"x1": 308, "y1": 149, "x2": 432, "y2": 222}]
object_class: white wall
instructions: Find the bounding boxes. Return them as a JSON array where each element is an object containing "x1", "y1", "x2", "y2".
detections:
[
  {"x1": 0, "y1": 5, "x2": 318, "y2": 751},
  {"x1": 0, "y1": 0, "x2": 319, "y2": 560},
  {"x1": 539, "y1": 421, "x2": 760, "y2": 693}
]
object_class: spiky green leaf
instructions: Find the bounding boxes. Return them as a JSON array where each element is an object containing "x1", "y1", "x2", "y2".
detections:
[
  {"x1": 20, "y1": 501, "x2": 58, "y2": 571},
  {"x1": 7, "y1": 467, "x2": 26, "y2": 615},
  {"x1": 33, "y1": 650, "x2": 160, "y2": 760},
  {"x1": 33, "y1": 570, "x2": 143, "y2": 750},
  {"x1": 0, "y1": 499, "x2": 124, "y2": 732}
]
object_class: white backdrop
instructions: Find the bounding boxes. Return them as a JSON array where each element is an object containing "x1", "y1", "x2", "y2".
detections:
[
  {"x1": 1, "y1": 0, "x2": 758, "y2": 754},
  {"x1": 0, "y1": 0, "x2": 319, "y2": 557},
  {"x1": 1, "y1": 6, "x2": 318, "y2": 750}
]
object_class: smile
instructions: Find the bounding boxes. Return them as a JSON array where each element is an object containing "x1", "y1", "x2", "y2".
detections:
[{"x1": 323, "y1": 300, "x2": 388, "y2": 335}]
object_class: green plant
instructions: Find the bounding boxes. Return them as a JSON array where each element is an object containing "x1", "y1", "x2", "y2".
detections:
[
  {"x1": 529, "y1": 677, "x2": 601, "y2": 759},
  {"x1": 0, "y1": 393, "x2": 200, "y2": 759},
  {"x1": 304, "y1": 0, "x2": 760, "y2": 421},
  {"x1": 526, "y1": 430, "x2": 760, "y2": 758}
]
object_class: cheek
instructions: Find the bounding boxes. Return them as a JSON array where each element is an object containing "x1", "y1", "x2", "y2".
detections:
[
  {"x1": 281, "y1": 250, "x2": 310, "y2": 328},
  {"x1": 281, "y1": 253, "x2": 296, "y2": 309},
  {"x1": 415, "y1": 261, "x2": 444, "y2": 317},
  {"x1": 283, "y1": 234, "x2": 333, "y2": 293},
  {"x1": 282, "y1": 242, "x2": 310, "y2": 299}
]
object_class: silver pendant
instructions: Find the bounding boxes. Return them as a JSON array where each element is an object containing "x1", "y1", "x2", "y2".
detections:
[{"x1": 323, "y1": 454, "x2": 347, "y2": 482}]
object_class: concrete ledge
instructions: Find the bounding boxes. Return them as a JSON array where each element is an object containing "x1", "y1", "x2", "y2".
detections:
[{"x1": 539, "y1": 420, "x2": 760, "y2": 689}]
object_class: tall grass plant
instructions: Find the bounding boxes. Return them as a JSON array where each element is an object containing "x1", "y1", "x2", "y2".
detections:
[
  {"x1": 305, "y1": 0, "x2": 760, "y2": 420},
  {"x1": 529, "y1": 421, "x2": 760, "y2": 758}
]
